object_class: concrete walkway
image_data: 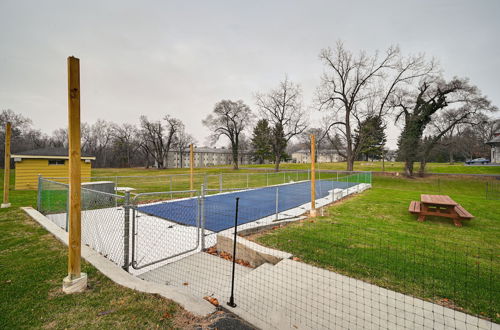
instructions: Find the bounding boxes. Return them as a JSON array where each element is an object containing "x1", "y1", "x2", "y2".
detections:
[{"x1": 140, "y1": 252, "x2": 499, "y2": 330}]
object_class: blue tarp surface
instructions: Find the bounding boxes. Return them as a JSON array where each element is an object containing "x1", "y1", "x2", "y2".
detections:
[{"x1": 137, "y1": 180, "x2": 358, "y2": 232}]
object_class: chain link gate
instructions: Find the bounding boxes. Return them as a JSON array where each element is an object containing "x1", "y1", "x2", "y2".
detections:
[{"x1": 129, "y1": 190, "x2": 204, "y2": 270}]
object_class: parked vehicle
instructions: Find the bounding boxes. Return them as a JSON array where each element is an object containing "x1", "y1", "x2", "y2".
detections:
[{"x1": 465, "y1": 158, "x2": 490, "y2": 165}]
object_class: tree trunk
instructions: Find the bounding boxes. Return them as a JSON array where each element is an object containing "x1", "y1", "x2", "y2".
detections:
[
  {"x1": 346, "y1": 153, "x2": 354, "y2": 171},
  {"x1": 345, "y1": 112, "x2": 355, "y2": 172},
  {"x1": 231, "y1": 143, "x2": 239, "y2": 170},
  {"x1": 418, "y1": 158, "x2": 427, "y2": 177},
  {"x1": 404, "y1": 160, "x2": 413, "y2": 177},
  {"x1": 274, "y1": 154, "x2": 281, "y2": 172}
]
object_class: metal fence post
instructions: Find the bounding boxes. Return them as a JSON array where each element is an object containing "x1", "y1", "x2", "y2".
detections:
[
  {"x1": 283, "y1": 172, "x2": 286, "y2": 184},
  {"x1": 123, "y1": 191, "x2": 130, "y2": 272},
  {"x1": 201, "y1": 184, "x2": 206, "y2": 250},
  {"x1": 227, "y1": 197, "x2": 240, "y2": 308},
  {"x1": 246, "y1": 173, "x2": 249, "y2": 188},
  {"x1": 219, "y1": 174, "x2": 223, "y2": 193},
  {"x1": 37, "y1": 174, "x2": 42, "y2": 211},
  {"x1": 275, "y1": 187, "x2": 279, "y2": 221}
]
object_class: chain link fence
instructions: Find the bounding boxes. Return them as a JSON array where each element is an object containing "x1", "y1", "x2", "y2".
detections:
[
  {"x1": 38, "y1": 177, "x2": 128, "y2": 268},
  {"x1": 36, "y1": 171, "x2": 498, "y2": 329}
]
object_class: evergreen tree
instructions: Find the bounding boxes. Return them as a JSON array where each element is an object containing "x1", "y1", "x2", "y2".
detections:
[
  {"x1": 354, "y1": 115, "x2": 387, "y2": 160},
  {"x1": 250, "y1": 119, "x2": 272, "y2": 164},
  {"x1": 271, "y1": 123, "x2": 288, "y2": 163}
]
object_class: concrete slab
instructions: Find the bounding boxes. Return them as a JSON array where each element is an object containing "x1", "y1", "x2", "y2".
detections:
[
  {"x1": 139, "y1": 252, "x2": 252, "y2": 298},
  {"x1": 225, "y1": 259, "x2": 499, "y2": 330}
]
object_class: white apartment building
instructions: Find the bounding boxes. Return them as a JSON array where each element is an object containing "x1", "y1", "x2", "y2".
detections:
[
  {"x1": 291, "y1": 149, "x2": 345, "y2": 163},
  {"x1": 165, "y1": 147, "x2": 255, "y2": 168}
]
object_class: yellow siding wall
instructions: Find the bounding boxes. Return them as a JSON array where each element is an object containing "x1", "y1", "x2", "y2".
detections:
[{"x1": 14, "y1": 159, "x2": 92, "y2": 190}]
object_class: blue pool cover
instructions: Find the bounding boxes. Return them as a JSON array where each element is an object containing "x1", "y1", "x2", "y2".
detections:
[{"x1": 137, "y1": 180, "x2": 358, "y2": 232}]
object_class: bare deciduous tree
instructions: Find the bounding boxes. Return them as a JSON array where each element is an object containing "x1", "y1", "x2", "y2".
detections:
[
  {"x1": 111, "y1": 123, "x2": 140, "y2": 167},
  {"x1": 138, "y1": 115, "x2": 185, "y2": 169},
  {"x1": 316, "y1": 41, "x2": 434, "y2": 171},
  {"x1": 81, "y1": 120, "x2": 115, "y2": 167},
  {"x1": 139, "y1": 116, "x2": 167, "y2": 169},
  {"x1": 203, "y1": 100, "x2": 253, "y2": 170},
  {"x1": 163, "y1": 115, "x2": 183, "y2": 168},
  {"x1": 256, "y1": 77, "x2": 307, "y2": 171},
  {"x1": 49, "y1": 128, "x2": 68, "y2": 148}
]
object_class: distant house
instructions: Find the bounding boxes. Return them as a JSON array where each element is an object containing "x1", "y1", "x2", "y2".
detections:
[
  {"x1": 486, "y1": 130, "x2": 500, "y2": 163},
  {"x1": 11, "y1": 147, "x2": 95, "y2": 190},
  {"x1": 291, "y1": 149, "x2": 345, "y2": 163}
]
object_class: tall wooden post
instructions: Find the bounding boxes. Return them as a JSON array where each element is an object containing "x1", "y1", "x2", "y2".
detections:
[
  {"x1": 63, "y1": 56, "x2": 87, "y2": 293},
  {"x1": 189, "y1": 144, "x2": 194, "y2": 192},
  {"x1": 2, "y1": 122, "x2": 11, "y2": 208},
  {"x1": 310, "y1": 134, "x2": 317, "y2": 217}
]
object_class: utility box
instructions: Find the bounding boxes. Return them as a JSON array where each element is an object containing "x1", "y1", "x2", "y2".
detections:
[{"x1": 81, "y1": 181, "x2": 116, "y2": 208}]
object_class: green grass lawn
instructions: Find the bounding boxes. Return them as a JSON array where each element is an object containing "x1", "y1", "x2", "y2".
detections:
[
  {"x1": 0, "y1": 174, "x2": 215, "y2": 329},
  {"x1": 255, "y1": 175, "x2": 500, "y2": 323},
  {"x1": 2, "y1": 165, "x2": 499, "y2": 326},
  {"x1": 244, "y1": 161, "x2": 500, "y2": 175}
]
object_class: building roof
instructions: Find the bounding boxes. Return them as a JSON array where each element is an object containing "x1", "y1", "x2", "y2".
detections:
[
  {"x1": 486, "y1": 135, "x2": 500, "y2": 145},
  {"x1": 11, "y1": 147, "x2": 96, "y2": 160}
]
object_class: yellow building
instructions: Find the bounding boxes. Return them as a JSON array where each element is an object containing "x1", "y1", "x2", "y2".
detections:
[{"x1": 11, "y1": 147, "x2": 95, "y2": 190}]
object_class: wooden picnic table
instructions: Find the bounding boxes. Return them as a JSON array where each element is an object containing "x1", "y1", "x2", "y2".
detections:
[{"x1": 408, "y1": 194, "x2": 474, "y2": 227}]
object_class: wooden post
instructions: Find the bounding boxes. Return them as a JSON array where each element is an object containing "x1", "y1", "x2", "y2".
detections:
[
  {"x1": 190, "y1": 144, "x2": 194, "y2": 192},
  {"x1": 310, "y1": 134, "x2": 317, "y2": 217},
  {"x1": 2, "y1": 122, "x2": 11, "y2": 208},
  {"x1": 63, "y1": 56, "x2": 87, "y2": 293}
]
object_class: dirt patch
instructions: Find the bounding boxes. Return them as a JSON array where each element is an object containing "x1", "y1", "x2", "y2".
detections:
[
  {"x1": 204, "y1": 247, "x2": 253, "y2": 268},
  {"x1": 173, "y1": 307, "x2": 255, "y2": 330}
]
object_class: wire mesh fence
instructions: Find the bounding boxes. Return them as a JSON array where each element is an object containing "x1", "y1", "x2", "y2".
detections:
[
  {"x1": 486, "y1": 181, "x2": 500, "y2": 200},
  {"x1": 237, "y1": 221, "x2": 498, "y2": 329},
  {"x1": 36, "y1": 171, "x2": 499, "y2": 329},
  {"x1": 136, "y1": 189, "x2": 498, "y2": 329}
]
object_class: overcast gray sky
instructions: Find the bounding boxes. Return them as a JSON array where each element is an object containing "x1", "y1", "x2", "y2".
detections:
[{"x1": 1, "y1": 0, "x2": 499, "y2": 149}]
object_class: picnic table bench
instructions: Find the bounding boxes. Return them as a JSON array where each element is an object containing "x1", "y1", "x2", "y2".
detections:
[{"x1": 408, "y1": 194, "x2": 474, "y2": 227}]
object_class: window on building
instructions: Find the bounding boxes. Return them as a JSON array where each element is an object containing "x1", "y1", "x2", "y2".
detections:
[{"x1": 48, "y1": 159, "x2": 65, "y2": 165}]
